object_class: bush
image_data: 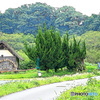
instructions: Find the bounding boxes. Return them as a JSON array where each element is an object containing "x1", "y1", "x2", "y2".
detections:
[{"x1": 19, "y1": 60, "x2": 35, "y2": 70}]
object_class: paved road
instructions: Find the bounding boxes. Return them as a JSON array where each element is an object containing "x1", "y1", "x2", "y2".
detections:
[
  {"x1": 0, "y1": 80, "x2": 10, "y2": 85},
  {"x1": 0, "y1": 76, "x2": 100, "y2": 100}
]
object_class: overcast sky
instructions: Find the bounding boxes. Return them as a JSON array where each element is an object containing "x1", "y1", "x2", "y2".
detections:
[{"x1": 0, "y1": 0, "x2": 100, "y2": 16}]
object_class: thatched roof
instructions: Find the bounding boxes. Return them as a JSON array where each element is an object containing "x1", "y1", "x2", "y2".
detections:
[{"x1": 0, "y1": 41, "x2": 23, "y2": 60}]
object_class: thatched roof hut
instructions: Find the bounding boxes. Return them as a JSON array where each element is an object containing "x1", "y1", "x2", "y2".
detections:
[{"x1": 0, "y1": 41, "x2": 23, "y2": 71}]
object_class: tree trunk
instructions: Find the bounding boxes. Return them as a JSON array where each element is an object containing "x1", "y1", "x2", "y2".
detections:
[
  {"x1": 46, "y1": 67, "x2": 49, "y2": 73},
  {"x1": 55, "y1": 68, "x2": 58, "y2": 72}
]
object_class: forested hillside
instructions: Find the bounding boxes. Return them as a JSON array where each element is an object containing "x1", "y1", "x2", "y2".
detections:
[
  {"x1": 0, "y1": 2, "x2": 100, "y2": 35},
  {"x1": 76, "y1": 31, "x2": 100, "y2": 63},
  {"x1": 0, "y1": 33, "x2": 35, "y2": 50}
]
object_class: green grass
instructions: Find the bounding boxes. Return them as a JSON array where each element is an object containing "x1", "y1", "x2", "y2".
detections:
[
  {"x1": 0, "y1": 64, "x2": 100, "y2": 80},
  {"x1": 0, "y1": 70, "x2": 37, "y2": 79},
  {"x1": 0, "y1": 64, "x2": 98, "y2": 79},
  {"x1": 0, "y1": 69, "x2": 76, "y2": 79},
  {"x1": 0, "y1": 72, "x2": 97, "y2": 97},
  {"x1": 86, "y1": 65, "x2": 97, "y2": 72},
  {"x1": 56, "y1": 78, "x2": 100, "y2": 100}
]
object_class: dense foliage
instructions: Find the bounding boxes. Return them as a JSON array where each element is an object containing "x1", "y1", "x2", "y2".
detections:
[
  {"x1": 63, "y1": 35, "x2": 86, "y2": 71},
  {"x1": 76, "y1": 31, "x2": 100, "y2": 63},
  {"x1": 24, "y1": 28, "x2": 86, "y2": 72},
  {"x1": 0, "y1": 2, "x2": 100, "y2": 35},
  {"x1": 0, "y1": 31, "x2": 99, "y2": 67}
]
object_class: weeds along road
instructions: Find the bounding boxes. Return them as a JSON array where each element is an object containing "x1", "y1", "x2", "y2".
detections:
[
  {"x1": 0, "y1": 79, "x2": 34, "y2": 85},
  {"x1": 0, "y1": 76, "x2": 100, "y2": 100}
]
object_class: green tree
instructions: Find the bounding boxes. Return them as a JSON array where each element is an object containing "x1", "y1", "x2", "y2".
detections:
[
  {"x1": 36, "y1": 28, "x2": 63, "y2": 72},
  {"x1": 24, "y1": 29, "x2": 86, "y2": 71},
  {"x1": 69, "y1": 36, "x2": 86, "y2": 71},
  {"x1": 62, "y1": 34, "x2": 86, "y2": 71},
  {"x1": 24, "y1": 28, "x2": 64, "y2": 72},
  {"x1": 62, "y1": 33, "x2": 69, "y2": 67}
]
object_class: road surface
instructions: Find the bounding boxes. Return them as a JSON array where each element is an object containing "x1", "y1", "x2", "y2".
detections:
[{"x1": 0, "y1": 76, "x2": 100, "y2": 100}]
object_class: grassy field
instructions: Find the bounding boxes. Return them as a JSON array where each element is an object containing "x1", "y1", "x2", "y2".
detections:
[
  {"x1": 56, "y1": 78, "x2": 100, "y2": 100},
  {"x1": 0, "y1": 64, "x2": 98, "y2": 79},
  {"x1": 0, "y1": 69, "x2": 76, "y2": 79}
]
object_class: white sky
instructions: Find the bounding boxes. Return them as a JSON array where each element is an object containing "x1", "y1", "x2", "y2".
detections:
[{"x1": 0, "y1": 0, "x2": 100, "y2": 16}]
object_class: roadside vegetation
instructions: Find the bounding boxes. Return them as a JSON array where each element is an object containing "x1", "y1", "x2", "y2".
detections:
[
  {"x1": 0, "y1": 71, "x2": 99, "y2": 97},
  {"x1": 56, "y1": 78, "x2": 100, "y2": 100},
  {"x1": 0, "y1": 63, "x2": 98, "y2": 79},
  {"x1": 0, "y1": 63, "x2": 100, "y2": 97}
]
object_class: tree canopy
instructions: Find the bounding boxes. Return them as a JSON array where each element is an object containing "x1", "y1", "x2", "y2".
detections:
[{"x1": 0, "y1": 2, "x2": 100, "y2": 35}]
